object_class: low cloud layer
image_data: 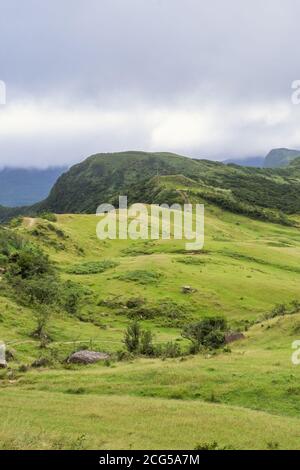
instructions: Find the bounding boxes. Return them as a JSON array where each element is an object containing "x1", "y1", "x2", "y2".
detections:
[{"x1": 0, "y1": 0, "x2": 300, "y2": 167}]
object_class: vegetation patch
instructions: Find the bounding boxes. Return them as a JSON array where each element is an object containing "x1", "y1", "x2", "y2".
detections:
[
  {"x1": 67, "y1": 260, "x2": 118, "y2": 275},
  {"x1": 262, "y1": 300, "x2": 300, "y2": 320},
  {"x1": 116, "y1": 269, "x2": 162, "y2": 285},
  {"x1": 176, "y1": 256, "x2": 207, "y2": 265},
  {"x1": 182, "y1": 316, "x2": 228, "y2": 353}
]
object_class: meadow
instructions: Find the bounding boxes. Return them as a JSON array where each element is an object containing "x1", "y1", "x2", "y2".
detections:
[{"x1": 1, "y1": 204, "x2": 300, "y2": 449}]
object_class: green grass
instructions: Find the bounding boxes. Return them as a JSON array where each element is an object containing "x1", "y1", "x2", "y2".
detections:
[
  {"x1": 2, "y1": 389, "x2": 300, "y2": 450},
  {"x1": 1, "y1": 206, "x2": 300, "y2": 449}
]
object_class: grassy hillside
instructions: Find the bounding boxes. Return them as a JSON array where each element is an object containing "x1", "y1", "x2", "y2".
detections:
[
  {"x1": 1, "y1": 203, "x2": 300, "y2": 449},
  {"x1": 2, "y1": 151, "x2": 300, "y2": 224},
  {"x1": 36, "y1": 151, "x2": 300, "y2": 218}
]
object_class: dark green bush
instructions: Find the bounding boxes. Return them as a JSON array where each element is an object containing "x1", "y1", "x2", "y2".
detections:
[
  {"x1": 140, "y1": 330, "x2": 155, "y2": 356},
  {"x1": 155, "y1": 341, "x2": 182, "y2": 358},
  {"x1": 62, "y1": 280, "x2": 83, "y2": 314},
  {"x1": 40, "y1": 212, "x2": 57, "y2": 222},
  {"x1": 182, "y1": 316, "x2": 227, "y2": 351},
  {"x1": 124, "y1": 321, "x2": 141, "y2": 353},
  {"x1": 7, "y1": 244, "x2": 53, "y2": 280},
  {"x1": 68, "y1": 260, "x2": 118, "y2": 275},
  {"x1": 117, "y1": 269, "x2": 162, "y2": 285}
]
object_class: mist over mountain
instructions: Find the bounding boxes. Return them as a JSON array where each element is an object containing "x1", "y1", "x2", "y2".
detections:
[
  {"x1": 223, "y1": 157, "x2": 264, "y2": 167},
  {"x1": 263, "y1": 148, "x2": 300, "y2": 168}
]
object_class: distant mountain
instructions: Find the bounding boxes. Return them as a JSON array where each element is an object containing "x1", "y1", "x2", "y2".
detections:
[
  {"x1": 33, "y1": 151, "x2": 300, "y2": 221},
  {"x1": 0, "y1": 166, "x2": 67, "y2": 207},
  {"x1": 223, "y1": 157, "x2": 264, "y2": 167},
  {"x1": 264, "y1": 148, "x2": 300, "y2": 168},
  {"x1": 2, "y1": 151, "x2": 300, "y2": 225}
]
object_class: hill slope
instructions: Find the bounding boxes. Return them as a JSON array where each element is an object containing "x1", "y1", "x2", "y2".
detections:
[
  {"x1": 37, "y1": 151, "x2": 300, "y2": 219},
  {"x1": 2, "y1": 150, "x2": 300, "y2": 224},
  {"x1": 1, "y1": 209, "x2": 300, "y2": 449}
]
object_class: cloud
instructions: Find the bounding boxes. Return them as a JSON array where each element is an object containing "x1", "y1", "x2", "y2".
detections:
[{"x1": 0, "y1": 0, "x2": 300, "y2": 166}]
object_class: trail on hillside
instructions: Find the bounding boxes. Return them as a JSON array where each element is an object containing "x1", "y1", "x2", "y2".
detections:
[{"x1": 23, "y1": 217, "x2": 36, "y2": 229}]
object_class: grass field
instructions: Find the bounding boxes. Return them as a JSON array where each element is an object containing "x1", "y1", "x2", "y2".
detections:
[{"x1": 1, "y1": 204, "x2": 300, "y2": 449}]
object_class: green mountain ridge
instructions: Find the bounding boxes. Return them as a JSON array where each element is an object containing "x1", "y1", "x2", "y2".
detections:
[{"x1": 1, "y1": 150, "x2": 300, "y2": 224}]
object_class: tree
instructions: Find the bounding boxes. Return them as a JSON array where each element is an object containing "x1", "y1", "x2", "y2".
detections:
[
  {"x1": 140, "y1": 330, "x2": 155, "y2": 356},
  {"x1": 182, "y1": 316, "x2": 227, "y2": 352},
  {"x1": 124, "y1": 321, "x2": 141, "y2": 353}
]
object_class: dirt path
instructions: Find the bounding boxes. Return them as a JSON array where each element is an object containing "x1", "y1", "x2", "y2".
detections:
[{"x1": 23, "y1": 217, "x2": 36, "y2": 229}]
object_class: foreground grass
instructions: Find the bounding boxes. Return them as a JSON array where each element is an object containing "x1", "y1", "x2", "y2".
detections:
[
  {"x1": 1, "y1": 389, "x2": 300, "y2": 450},
  {"x1": 5, "y1": 314, "x2": 300, "y2": 418}
]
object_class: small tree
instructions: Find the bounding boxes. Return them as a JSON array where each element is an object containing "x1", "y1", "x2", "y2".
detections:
[
  {"x1": 124, "y1": 321, "x2": 141, "y2": 353},
  {"x1": 62, "y1": 280, "x2": 83, "y2": 315},
  {"x1": 7, "y1": 244, "x2": 53, "y2": 280},
  {"x1": 33, "y1": 305, "x2": 52, "y2": 346},
  {"x1": 182, "y1": 316, "x2": 227, "y2": 352},
  {"x1": 124, "y1": 322, "x2": 155, "y2": 356},
  {"x1": 140, "y1": 330, "x2": 155, "y2": 356}
]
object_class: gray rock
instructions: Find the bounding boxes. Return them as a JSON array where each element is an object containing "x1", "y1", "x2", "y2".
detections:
[
  {"x1": 225, "y1": 332, "x2": 245, "y2": 344},
  {"x1": 5, "y1": 348, "x2": 16, "y2": 362},
  {"x1": 67, "y1": 350, "x2": 109, "y2": 365},
  {"x1": 0, "y1": 359, "x2": 7, "y2": 368},
  {"x1": 181, "y1": 285, "x2": 197, "y2": 294}
]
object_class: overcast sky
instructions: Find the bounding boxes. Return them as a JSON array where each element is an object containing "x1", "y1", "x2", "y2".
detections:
[{"x1": 1, "y1": 0, "x2": 300, "y2": 167}]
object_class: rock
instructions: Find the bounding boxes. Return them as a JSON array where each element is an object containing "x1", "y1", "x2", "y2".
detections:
[
  {"x1": 181, "y1": 285, "x2": 197, "y2": 294},
  {"x1": 0, "y1": 359, "x2": 7, "y2": 368},
  {"x1": 67, "y1": 350, "x2": 109, "y2": 365},
  {"x1": 5, "y1": 348, "x2": 16, "y2": 362},
  {"x1": 0, "y1": 341, "x2": 6, "y2": 368},
  {"x1": 225, "y1": 332, "x2": 245, "y2": 344}
]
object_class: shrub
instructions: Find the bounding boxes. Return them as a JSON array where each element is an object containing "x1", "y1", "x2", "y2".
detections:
[
  {"x1": 182, "y1": 316, "x2": 227, "y2": 351},
  {"x1": 9, "y1": 217, "x2": 23, "y2": 228},
  {"x1": 177, "y1": 256, "x2": 206, "y2": 265},
  {"x1": 116, "y1": 349, "x2": 135, "y2": 361},
  {"x1": 62, "y1": 280, "x2": 83, "y2": 315},
  {"x1": 263, "y1": 300, "x2": 300, "y2": 320},
  {"x1": 123, "y1": 322, "x2": 155, "y2": 357},
  {"x1": 124, "y1": 321, "x2": 141, "y2": 353},
  {"x1": 194, "y1": 441, "x2": 231, "y2": 450},
  {"x1": 14, "y1": 275, "x2": 60, "y2": 307},
  {"x1": 117, "y1": 269, "x2": 162, "y2": 285},
  {"x1": 31, "y1": 305, "x2": 52, "y2": 343},
  {"x1": 40, "y1": 212, "x2": 57, "y2": 222},
  {"x1": 140, "y1": 330, "x2": 155, "y2": 356},
  {"x1": 127, "y1": 299, "x2": 187, "y2": 322},
  {"x1": 155, "y1": 341, "x2": 182, "y2": 358},
  {"x1": 68, "y1": 260, "x2": 118, "y2": 275},
  {"x1": 126, "y1": 297, "x2": 145, "y2": 309},
  {"x1": 7, "y1": 244, "x2": 53, "y2": 280}
]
